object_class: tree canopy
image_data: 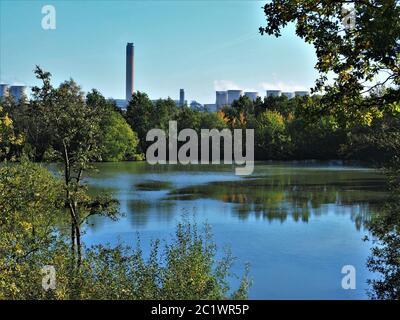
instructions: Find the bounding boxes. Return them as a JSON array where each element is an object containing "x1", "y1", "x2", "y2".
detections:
[{"x1": 260, "y1": 0, "x2": 400, "y2": 124}]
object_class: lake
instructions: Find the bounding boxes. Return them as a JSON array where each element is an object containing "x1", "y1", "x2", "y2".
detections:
[{"x1": 82, "y1": 161, "x2": 388, "y2": 299}]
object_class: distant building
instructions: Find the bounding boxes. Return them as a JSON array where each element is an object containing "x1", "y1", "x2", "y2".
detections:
[
  {"x1": 8, "y1": 85, "x2": 27, "y2": 102},
  {"x1": 266, "y1": 90, "x2": 282, "y2": 97},
  {"x1": 0, "y1": 84, "x2": 9, "y2": 98},
  {"x1": 244, "y1": 91, "x2": 259, "y2": 102},
  {"x1": 227, "y1": 90, "x2": 243, "y2": 105},
  {"x1": 216, "y1": 91, "x2": 228, "y2": 109},
  {"x1": 179, "y1": 89, "x2": 185, "y2": 106},
  {"x1": 294, "y1": 91, "x2": 309, "y2": 97},
  {"x1": 282, "y1": 92, "x2": 295, "y2": 99}
]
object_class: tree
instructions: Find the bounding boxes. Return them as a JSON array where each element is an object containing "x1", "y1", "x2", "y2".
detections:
[
  {"x1": 0, "y1": 162, "x2": 62, "y2": 298},
  {"x1": 222, "y1": 96, "x2": 254, "y2": 129},
  {"x1": 199, "y1": 112, "x2": 227, "y2": 131},
  {"x1": 255, "y1": 110, "x2": 290, "y2": 159},
  {"x1": 1, "y1": 195, "x2": 251, "y2": 299},
  {"x1": 367, "y1": 187, "x2": 400, "y2": 299},
  {"x1": 154, "y1": 98, "x2": 179, "y2": 130},
  {"x1": 260, "y1": 0, "x2": 400, "y2": 124},
  {"x1": 85, "y1": 89, "x2": 141, "y2": 161},
  {"x1": 31, "y1": 66, "x2": 117, "y2": 267},
  {"x1": 0, "y1": 105, "x2": 23, "y2": 160},
  {"x1": 125, "y1": 92, "x2": 156, "y2": 154},
  {"x1": 100, "y1": 111, "x2": 140, "y2": 161},
  {"x1": 175, "y1": 106, "x2": 201, "y2": 131}
]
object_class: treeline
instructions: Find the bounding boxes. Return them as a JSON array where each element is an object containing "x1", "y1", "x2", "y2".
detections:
[
  {"x1": 1, "y1": 72, "x2": 398, "y2": 164},
  {"x1": 124, "y1": 91, "x2": 399, "y2": 164}
]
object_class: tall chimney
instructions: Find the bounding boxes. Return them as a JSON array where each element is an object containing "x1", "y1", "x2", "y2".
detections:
[
  {"x1": 179, "y1": 89, "x2": 184, "y2": 106},
  {"x1": 126, "y1": 43, "x2": 134, "y2": 102}
]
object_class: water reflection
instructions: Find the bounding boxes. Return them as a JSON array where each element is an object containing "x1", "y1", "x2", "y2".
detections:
[
  {"x1": 126, "y1": 199, "x2": 177, "y2": 227},
  {"x1": 84, "y1": 163, "x2": 388, "y2": 231},
  {"x1": 81, "y1": 162, "x2": 391, "y2": 299},
  {"x1": 162, "y1": 174, "x2": 386, "y2": 229}
]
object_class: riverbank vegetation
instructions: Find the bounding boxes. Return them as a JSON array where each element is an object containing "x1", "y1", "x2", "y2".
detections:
[{"x1": 0, "y1": 160, "x2": 250, "y2": 299}]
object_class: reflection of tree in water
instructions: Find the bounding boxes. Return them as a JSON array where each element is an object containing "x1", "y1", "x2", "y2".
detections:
[
  {"x1": 126, "y1": 199, "x2": 176, "y2": 228},
  {"x1": 167, "y1": 173, "x2": 386, "y2": 229},
  {"x1": 367, "y1": 193, "x2": 400, "y2": 299}
]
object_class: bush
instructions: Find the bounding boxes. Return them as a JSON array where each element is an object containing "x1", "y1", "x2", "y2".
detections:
[
  {"x1": 0, "y1": 218, "x2": 250, "y2": 300},
  {"x1": 0, "y1": 163, "x2": 250, "y2": 299},
  {"x1": 0, "y1": 162, "x2": 62, "y2": 298}
]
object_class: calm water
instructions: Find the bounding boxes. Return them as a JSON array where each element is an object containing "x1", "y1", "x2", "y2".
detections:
[{"x1": 82, "y1": 161, "x2": 388, "y2": 299}]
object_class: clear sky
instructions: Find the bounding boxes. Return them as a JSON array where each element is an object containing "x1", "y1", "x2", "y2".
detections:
[{"x1": 0, "y1": 0, "x2": 318, "y2": 103}]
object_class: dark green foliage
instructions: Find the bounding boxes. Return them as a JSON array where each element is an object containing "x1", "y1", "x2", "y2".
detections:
[
  {"x1": 125, "y1": 92, "x2": 157, "y2": 154},
  {"x1": 367, "y1": 185, "x2": 400, "y2": 299},
  {"x1": 259, "y1": 0, "x2": 400, "y2": 124}
]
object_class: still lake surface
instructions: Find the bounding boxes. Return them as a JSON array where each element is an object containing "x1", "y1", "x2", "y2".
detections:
[{"x1": 82, "y1": 161, "x2": 388, "y2": 299}]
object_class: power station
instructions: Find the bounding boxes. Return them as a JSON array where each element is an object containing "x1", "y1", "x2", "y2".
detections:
[
  {"x1": 266, "y1": 90, "x2": 282, "y2": 97},
  {"x1": 216, "y1": 91, "x2": 228, "y2": 108},
  {"x1": 0, "y1": 84, "x2": 27, "y2": 102},
  {"x1": 244, "y1": 92, "x2": 259, "y2": 102},
  {"x1": 1, "y1": 42, "x2": 310, "y2": 110},
  {"x1": 227, "y1": 90, "x2": 243, "y2": 105},
  {"x1": 126, "y1": 42, "x2": 134, "y2": 103},
  {"x1": 179, "y1": 89, "x2": 185, "y2": 106}
]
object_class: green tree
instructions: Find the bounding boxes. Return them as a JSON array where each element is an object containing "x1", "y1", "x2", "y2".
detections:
[
  {"x1": 126, "y1": 92, "x2": 156, "y2": 154},
  {"x1": 367, "y1": 185, "x2": 400, "y2": 299},
  {"x1": 255, "y1": 110, "x2": 290, "y2": 159},
  {"x1": 222, "y1": 96, "x2": 254, "y2": 129},
  {"x1": 100, "y1": 111, "x2": 140, "y2": 161},
  {"x1": 0, "y1": 105, "x2": 23, "y2": 160},
  {"x1": 199, "y1": 112, "x2": 227, "y2": 131},
  {"x1": 31, "y1": 67, "x2": 117, "y2": 267},
  {"x1": 260, "y1": 0, "x2": 400, "y2": 124},
  {"x1": 0, "y1": 162, "x2": 62, "y2": 299},
  {"x1": 85, "y1": 89, "x2": 141, "y2": 161},
  {"x1": 175, "y1": 106, "x2": 201, "y2": 131},
  {"x1": 154, "y1": 98, "x2": 179, "y2": 130}
]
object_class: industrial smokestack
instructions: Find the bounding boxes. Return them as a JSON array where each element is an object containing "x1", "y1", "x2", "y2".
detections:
[
  {"x1": 179, "y1": 89, "x2": 184, "y2": 106},
  {"x1": 126, "y1": 42, "x2": 134, "y2": 102}
]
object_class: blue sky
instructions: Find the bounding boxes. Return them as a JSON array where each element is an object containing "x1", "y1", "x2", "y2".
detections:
[{"x1": 0, "y1": 0, "x2": 318, "y2": 103}]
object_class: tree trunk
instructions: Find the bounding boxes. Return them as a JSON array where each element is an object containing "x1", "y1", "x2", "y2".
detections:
[
  {"x1": 71, "y1": 220, "x2": 76, "y2": 257},
  {"x1": 76, "y1": 224, "x2": 82, "y2": 268}
]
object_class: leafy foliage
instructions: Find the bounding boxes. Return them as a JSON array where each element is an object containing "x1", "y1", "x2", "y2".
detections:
[
  {"x1": 0, "y1": 162, "x2": 62, "y2": 298},
  {"x1": 0, "y1": 105, "x2": 23, "y2": 160},
  {"x1": 0, "y1": 163, "x2": 250, "y2": 300},
  {"x1": 367, "y1": 186, "x2": 400, "y2": 299},
  {"x1": 100, "y1": 110, "x2": 140, "y2": 161},
  {"x1": 30, "y1": 67, "x2": 119, "y2": 267},
  {"x1": 260, "y1": 0, "x2": 400, "y2": 124}
]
